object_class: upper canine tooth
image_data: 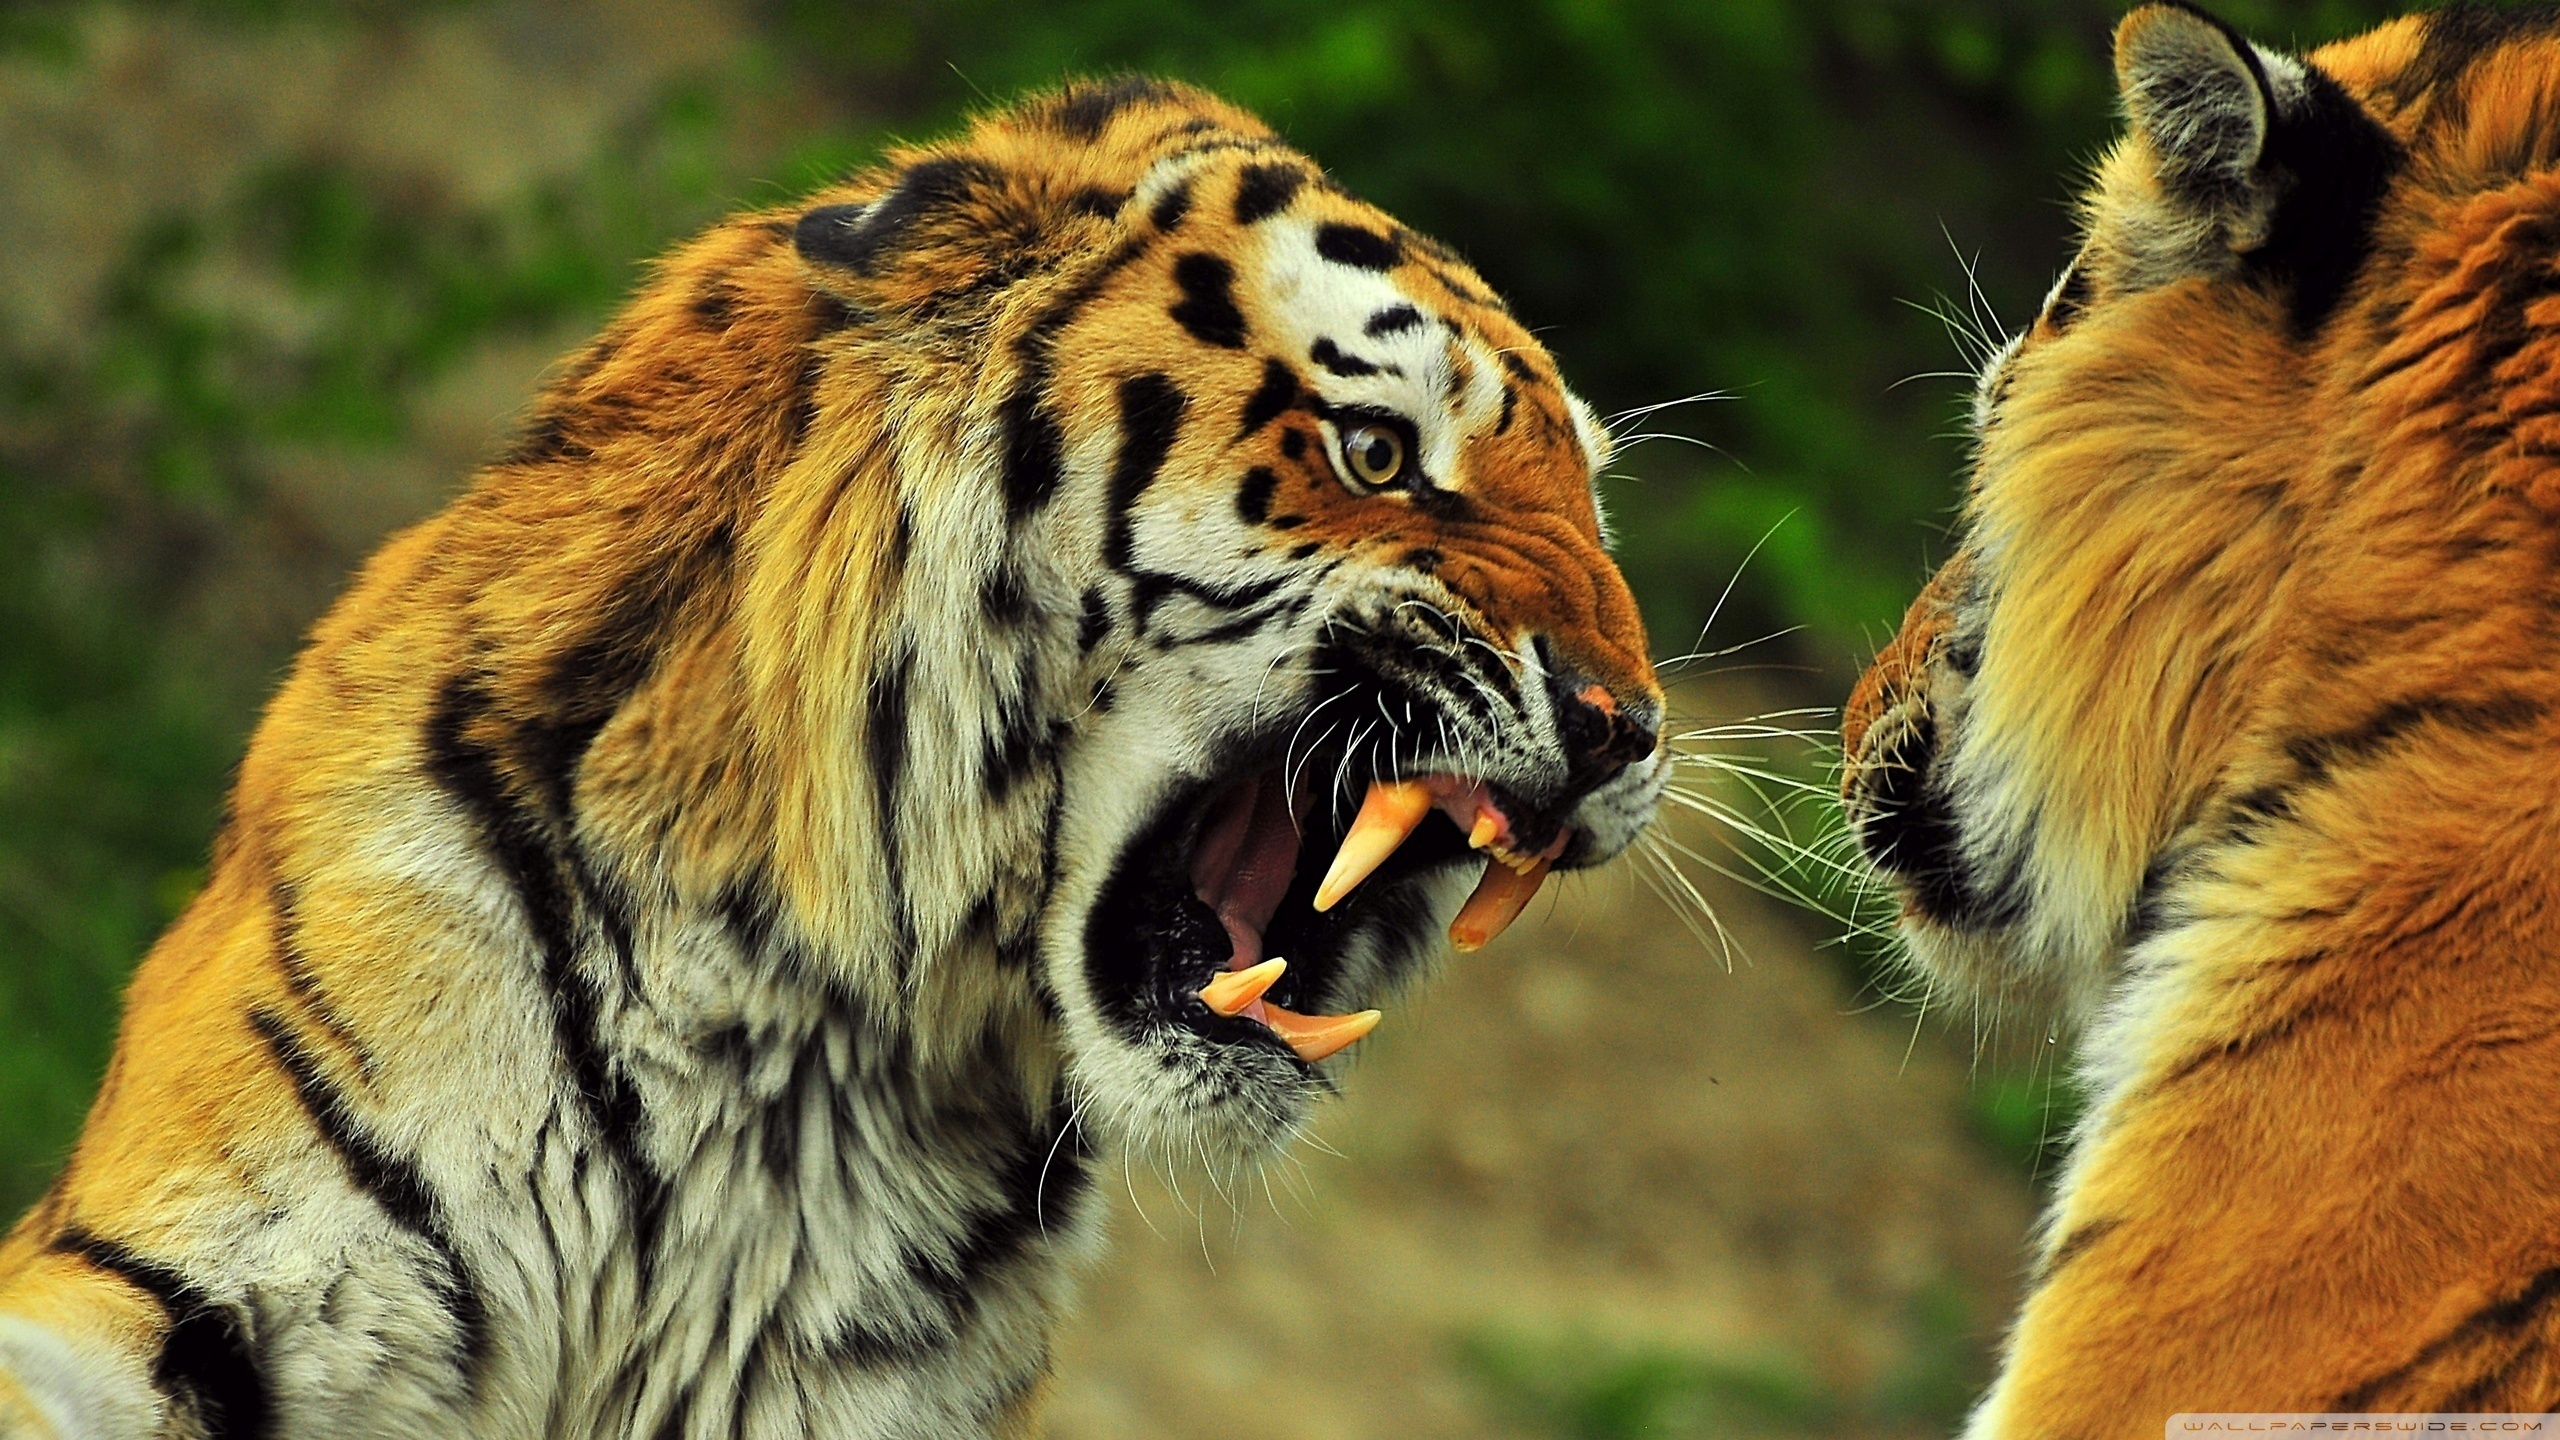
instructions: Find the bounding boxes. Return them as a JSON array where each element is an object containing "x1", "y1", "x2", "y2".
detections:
[
  {"x1": 1314, "y1": 780, "x2": 1434, "y2": 912},
  {"x1": 1468, "y1": 814, "x2": 1499, "y2": 850},
  {"x1": 1449, "y1": 857, "x2": 1553, "y2": 952},
  {"x1": 1199, "y1": 958, "x2": 1287, "y2": 1017}
]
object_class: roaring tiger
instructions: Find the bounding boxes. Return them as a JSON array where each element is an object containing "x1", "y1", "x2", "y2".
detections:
[
  {"x1": 0, "y1": 80, "x2": 1664, "y2": 1439},
  {"x1": 1844, "y1": 3, "x2": 2560, "y2": 1431}
]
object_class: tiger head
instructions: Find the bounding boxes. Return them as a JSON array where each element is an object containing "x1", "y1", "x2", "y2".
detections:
[
  {"x1": 747, "y1": 81, "x2": 1662, "y2": 1161},
  {"x1": 1842, "y1": 5, "x2": 2560, "y2": 1022}
]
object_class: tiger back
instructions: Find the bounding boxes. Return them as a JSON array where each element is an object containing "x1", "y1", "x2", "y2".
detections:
[{"x1": 0, "y1": 80, "x2": 1665, "y2": 1439}]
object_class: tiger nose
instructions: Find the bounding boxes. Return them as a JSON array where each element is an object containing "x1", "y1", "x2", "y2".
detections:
[{"x1": 1555, "y1": 679, "x2": 1658, "y2": 782}]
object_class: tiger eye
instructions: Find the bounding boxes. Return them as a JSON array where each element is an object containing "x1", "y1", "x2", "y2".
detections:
[{"x1": 1342, "y1": 424, "x2": 1406, "y2": 488}]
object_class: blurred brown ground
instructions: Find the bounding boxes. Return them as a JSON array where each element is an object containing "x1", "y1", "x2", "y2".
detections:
[
  {"x1": 1045, "y1": 780, "x2": 2035, "y2": 1439},
  {"x1": 1, "y1": 6, "x2": 2038, "y2": 1435}
]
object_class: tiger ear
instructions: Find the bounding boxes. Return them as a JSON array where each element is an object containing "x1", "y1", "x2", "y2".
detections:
[{"x1": 2114, "y1": 2, "x2": 2283, "y2": 252}]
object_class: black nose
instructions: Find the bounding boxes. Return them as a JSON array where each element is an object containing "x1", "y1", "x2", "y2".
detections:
[{"x1": 1555, "y1": 678, "x2": 1657, "y2": 784}]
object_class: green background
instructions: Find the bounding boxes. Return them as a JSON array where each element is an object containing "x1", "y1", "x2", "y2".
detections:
[{"x1": 0, "y1": 0, "x2": 2479, "y2": 1432}]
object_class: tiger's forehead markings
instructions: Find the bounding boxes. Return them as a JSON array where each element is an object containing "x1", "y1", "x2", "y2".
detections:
[
  {"x1": 1231, "y1": 163, "x2": 1307, "y2": 224},
  {"x1": 1168, "y1": 253, "x2": 1247, "y2": 350},
  {"x1": 1110, "y1": 142, "x2": 1585, "y2": 497}
]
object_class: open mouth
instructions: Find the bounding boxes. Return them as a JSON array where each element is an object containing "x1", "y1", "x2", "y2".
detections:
[{"x1": 1085, "y1": 748, "x2": 1574, "y2": 1069}]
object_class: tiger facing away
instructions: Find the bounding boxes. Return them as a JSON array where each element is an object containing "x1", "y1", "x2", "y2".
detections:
[
  {"x1": 1842, "y1": 3, "x2": 2560, "y2": 1432},
  {"x1": 0, "y1": 81, "x2": 1665, "y2": 1439}
]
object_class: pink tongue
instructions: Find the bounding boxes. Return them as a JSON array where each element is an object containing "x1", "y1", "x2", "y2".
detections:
[{"x1": 1189, "y1": 772, "x2": 1303, "y2": 972}]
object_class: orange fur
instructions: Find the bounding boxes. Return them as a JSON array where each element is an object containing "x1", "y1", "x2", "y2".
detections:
[
  {"x1": 1845, "y1": 8, "x2": 2560, "y2": 1431},
  {"x1": 0, "y1": 79, "x2": 1661, "y2": 1438}
]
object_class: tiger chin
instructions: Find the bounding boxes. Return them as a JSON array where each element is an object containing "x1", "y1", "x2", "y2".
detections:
[
  {"x1": 1845, "y1": 5, "x2": 2560, "y2": 1434},
  {"x1": 0, "y1": 81, "x2": 1665, "y2": 1439}
]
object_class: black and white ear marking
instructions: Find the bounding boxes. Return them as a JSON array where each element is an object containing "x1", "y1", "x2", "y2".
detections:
[
  {"x1": 2116, "y1": 3, "x2": 2281, "y2": 248},
  {"x1": 2110, "y1": 3, "x2": 2403, "y2": 332}
]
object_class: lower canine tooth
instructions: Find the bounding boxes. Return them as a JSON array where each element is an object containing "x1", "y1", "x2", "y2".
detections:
[
  {"x1": 1200, "y1": 958, "x2": 1286, "y2": 1017},
  {"x1": 1449, "y1": 857, "x2": 1552, "y2": 952},
  {"x1": 1257, "y1": 1001, "x2": 1383, "y2": 1063},
  {"x1": 1314, "y1": 779, "x2": 1434, "y2": 912}
]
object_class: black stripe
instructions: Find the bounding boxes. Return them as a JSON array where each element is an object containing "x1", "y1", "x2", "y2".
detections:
[
  {"x1": 794, "y1": 157, "x2": 995, "y2": 278},
  {"x1": 1184, "y1": 589, "x2": 1313, "y2": 647},
  {"x1": 2438, "y1": 209, "x2": 2560, "y2": 424},
  {"x1": 1364, "y1": 304, "x2": 1424, "y2": 338},
  {"x1": 649, "y1": 1389, "x2": 697, "y2": 1440},
  {"x1": 1495, "y1": 383, "x2": 1519, "y2": 436},
  {"x1": 2031, "y1": 1217, "x2": 2122, "y2": 1290},
  {"x1": 980, "y1": 564, "x2": 1033, "y2": 626},
  {"x1": 1309, "y1": 337, "x2": 1381, "y2": 378},
  {"x1": 1399, "y1": 227, "x2": 1464, "y2": 266},
  {"x1": 1236, "y1": 358, "x2": 1299, "y2": 438},
  {"x1": 559, "y1": 327, "x2": 623, "y2": 388},
  {"x1": 1065, "y1": 185, "x2": 1128, "y2": 220},
  {"x1": 2382, "y1": 6, "x2": 2560, "y2": 118},
  {"x1": 2339, "y1": 1264, "x2": 2560, "y2": 1409},
  {"x1": 1129, "y1": 569, "x2": 1285, "y2": 630},
  {"x1": 1424, "y1": 261, "x2": 1507, "y2": 312},
  {"x1": 57, "y1": 1229, "x2": 272, "y2": 1440},
  {"x1": 1050, "y1": 76, "x2": 1173, "y2": 140},
  {"x1": 1169, "y1": 252, "x2": 1248, "y2": 349},
  {"x1": 1103, "y1": 373, "x2": 1190, "y2": 572},
  {"x1": 870, "y1": 642, "x2": 918, "y2": 964},
  {"x1": 248, "y1": 1008, "x2": 489, "y2": 1377},
  {"x1": 1076, "y1": 587, "x2": 1113, "y2": 654},
  {"x1": 2281, "y1": 694, "x2": 2545, "y2": 792},
  {"x1": 790, "y1": 347, "x2": 827, "y2": 448},
  {"x1": 268, "y1": 877, "x2": 376, "y2": 1080},
  {"x1": 1236, "y1": 466, "x2": 1279, "y2": 525},
  {"x1": 941, "y1": 1093, "x2": 1094, "y2": 1296},
  {"x1": 2043, "y1": 263, "x2": 2093, "y2": 333},
  {"x1": 827, "y1": 1094, "x2": 1096, "y2": 1368},
  {"x1": 718, "y1": 866, "x2": 780, "y2": 963},
  {"x1": 519, "y1": 522, "x2": 735, "y2": 820},
  {"x1": 805, "y1": 289, "x2": 865, "y2": 337},
  {"x1": 1149, "y1": 179, "x2": 1193, "y2": 232},
  {"x1": 1001, "y1": 236, "x2": 1154, "y2": 520},
  {"x1": 1314, "y1": 222, "x2": 1400, "y2": 271},
  {"x1": 2148, "y1": 951, "x2": 2338, "y2": 1091},
  {"x1": 505, "y1": 411, "x2": 591, "y2": 467},
  {"x1": 691, "y1": 273, "x2": 740, "y2": 331},
  {"x1": 422, "y1": 677, "x2": 657, "y2": 1229},
  {"x1": 982, "y1": 650, "x2": 1056, "y2": 804},
  {"x1": 1231, "y1": 162, "x2": 1306, "y2": 224}
]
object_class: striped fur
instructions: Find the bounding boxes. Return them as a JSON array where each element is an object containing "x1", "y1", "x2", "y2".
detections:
[
  {"x1": 1844, "y1": 5, "x2": 2560, "y2": 1432},
  {"x1": 0, "y1": 81, "x2": 1664, "y2": 1438}
]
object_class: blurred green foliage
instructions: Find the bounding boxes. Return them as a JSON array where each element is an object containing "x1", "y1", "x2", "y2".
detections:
[
  {"x1": 1459, "y1": 1282, "x2": 1991, "y2": 1438},
  {"x1": 0, "y1": 57, "x2": 744, "y2": 1203},
  {"x1": 1968, "y1": 1051, "x2": 2083, "y2": 1179},
  {"x1": 0, "y1": 0, "x2": 2499, "y2": 1419},
  {"x1": 1460, "y1": 1329, "x2": 1842, "y2": 1439}
]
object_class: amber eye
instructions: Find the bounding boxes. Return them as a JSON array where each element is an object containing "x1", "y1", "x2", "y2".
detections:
[{"x1": 1341, "y1": 423, "x2": 1407, "y2": 489}]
